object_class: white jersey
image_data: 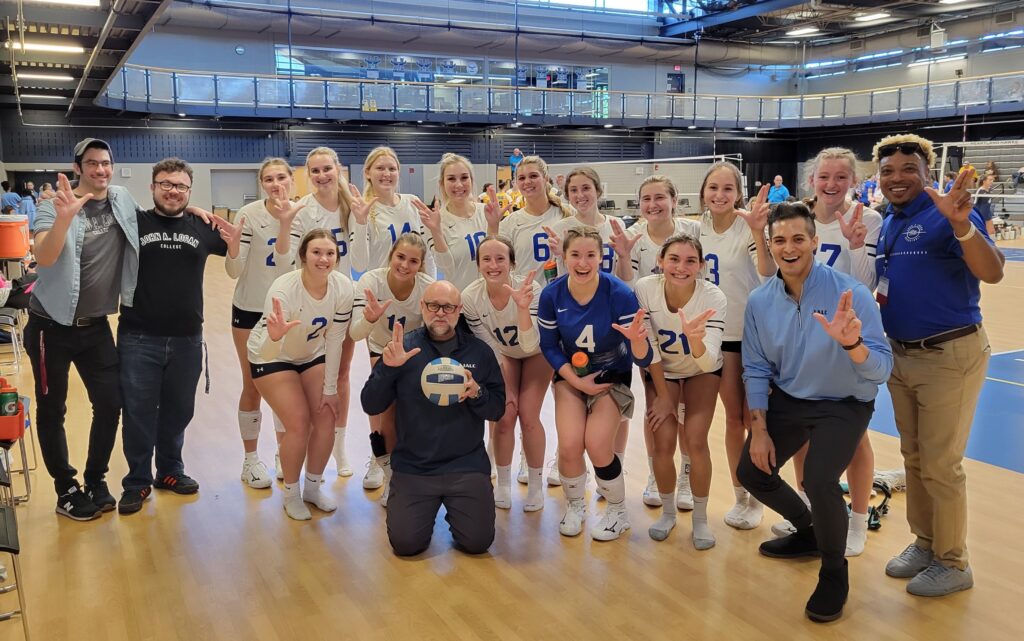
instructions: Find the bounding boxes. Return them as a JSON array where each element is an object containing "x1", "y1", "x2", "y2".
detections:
[
  {"x1": 498, "y1": 205, "x2": 571, "y2": 285},
  {"x1": 350, "y1": 193, "x2": 436, "y2": 276},
  {"x1": 350, "y1": 268, "x2": 435, "y2": 354},
  {"x1": 626, "y1": 217, "x2": 702, "y2": 286},
  {"x1": 247, "y1": 270, "x2": 355, "y2": 394},
  {"x1": 549, "y1": 214, "x2": 618, "y2": 277},
  {"x1": 433, "y1": 202, "x2": 489, "y2": 291},
  {"x1": 461, "y1": 274, "x2": 542, "y2": 360},
  {"x1": 635, "y1": 275, "x2": 727, "y2": 379},
  {"x1": 226, "y1": 199, "x2": 296, "y2": 312},
  {"x1": 700, "y1": 213, "x2": 762, "y2": 341},
  {"x1": 289, "y1": 193, "x2": 354, "y2": 277},
  {"x1": 813, "y1": 203, "x2": 883, "y2": 290}
]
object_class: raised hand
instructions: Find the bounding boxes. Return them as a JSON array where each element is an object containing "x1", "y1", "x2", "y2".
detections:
[
  {"x1": 266, "y1": 196, "x2": 305, "y2": 224},
  {"x1": 348, "y1": 183, "x2": 378, "y2": 226},
  {"x1": 483, "y1": 185, "x2": 511, "y2": 228},
  {"x1": 612, "y1": 308, "x2": 649, "y2": 343},
  {"x1": 53, "y1": 173, "x2": 94, "y2": 224},
  {"x1": 381, "y1": 321, "x2": 421, "y2": 368},
  {"x1": 412, "y1": 197, "x2": 442, "y2": 234},
  {"x1": 458, "y1": 368, "x2": 481, "y2": 402},
  {"x1": 679, "y1": 308, "x2": 716, "y2": 345},
  {"x1": 502, "y1": 270, "x2": 537, "y2": 310},
  {"x1": 362, "y1": 288, "x2": 392, "y2": 323},
  {"x1": 836, "y1": 202, "x2": 868, "y2": 250},
  {"x1": 736, "y1": 184, "x2": 770, "y2": 233},
  {"x1": 212, "y1": 214, "x2": 244, "y2": 256},
  {"x1": 812, "y1": 290, "x2": 862, "y2": 347},
  {"x1": 543, "y1": 225, "x2": 563, "y2": 258},
  {"x1": 266, "y1": 297, "x2": 301, "y2": 342},
  {"x1": 925, "y1": 165, "x2": 977, "y2": 227},
  {"x1": 609, "y1": 218, "x2": 640, "y2": 258}
]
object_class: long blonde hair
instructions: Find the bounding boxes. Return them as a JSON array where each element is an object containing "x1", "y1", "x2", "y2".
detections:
[
  {"x1": 517, "y1": 155, "x2": 572, "y2": 218},
  {"x1": 363, "y1": 146, "x2": 401, "y2": 225},
  {"x1": 305, "y1": 146, "x2": 353, "y2": 228},
  {"x1": 437, "y1": 153, "x2": 476, "y2": 210}
]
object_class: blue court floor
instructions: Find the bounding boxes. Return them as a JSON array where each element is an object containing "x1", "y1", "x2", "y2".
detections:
[
  {"x1": 870, "y1": 349, "x2": 1024, "y2": 473},
  {"x1": 999, "y1": 247, "x2": 1024, "y2": 262}
]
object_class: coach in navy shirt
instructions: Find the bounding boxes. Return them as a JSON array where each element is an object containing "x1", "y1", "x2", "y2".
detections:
[{"x1": 872, "y1": 135, "x2": 1004, "y2": 598}]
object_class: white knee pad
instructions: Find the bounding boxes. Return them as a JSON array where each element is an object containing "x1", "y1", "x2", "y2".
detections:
[
  {"x1": 273, "y1": 413, "x2": 286, "y2": 434},
  {"x1": 238, "y1": 410, "x2": 263, "y2": 441}
]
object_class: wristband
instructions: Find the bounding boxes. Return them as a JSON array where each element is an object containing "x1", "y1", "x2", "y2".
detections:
[
  {"x1": 954, "y1": 224, "x2": 977, "y2": 243},
  {"x1": 842, "y1": 336, "x2": 863, "y2": 351}
]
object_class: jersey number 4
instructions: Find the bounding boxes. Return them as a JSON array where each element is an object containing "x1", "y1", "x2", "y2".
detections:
[{"x1": 575, "y1": 324, "x2": 595, "y2": 351}]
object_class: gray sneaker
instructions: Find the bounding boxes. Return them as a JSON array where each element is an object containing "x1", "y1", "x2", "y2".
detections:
[
  {"x1": 907, "y1": 561, "x2": 974, "y2": 597},
  {"x1": 886, "y1": 543, "x2": 934, "y2": 578}
]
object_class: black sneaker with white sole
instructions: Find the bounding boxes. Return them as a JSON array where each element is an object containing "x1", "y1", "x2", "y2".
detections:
[
  {"x1": 154, "y1": 473, "x2": 200, "y2": 495},
  {"x1": 118, "y1": 487, "x2": 153, "y2": 515},
  {"x1": 56, "y1": 485, "x2": 102, "y2": 521},
  {"x1": 85, "y1": 481, "x2": 117, "y2": 512}
]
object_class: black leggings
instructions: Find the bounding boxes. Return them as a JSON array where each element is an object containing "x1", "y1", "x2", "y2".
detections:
[{"x1": 736, "y1": 387, "x2": 874, "y2": 567}]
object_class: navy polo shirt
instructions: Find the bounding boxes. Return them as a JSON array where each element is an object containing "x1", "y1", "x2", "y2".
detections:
[{"x1": 875, "y1": 191, "x2": 992, "y2": 341}]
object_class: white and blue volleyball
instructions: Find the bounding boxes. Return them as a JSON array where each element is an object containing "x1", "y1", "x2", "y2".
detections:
[{"x1": 420, "y1": 357, "x2": 467, "y2": 406}]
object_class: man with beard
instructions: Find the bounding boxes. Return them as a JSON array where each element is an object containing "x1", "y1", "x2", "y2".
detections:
[
  {"x1": 872, "y1": 134, "x2": 1004, "y2": 597},
  {"x1": 27, "y1": 138, "x2": 141, "y2": 520},
  {"x1": 361, "y1": 281, "x2": 505, "y2": 556},
  {"x1": 117, "y1": 158, "x2": 227, "y2": 515}
]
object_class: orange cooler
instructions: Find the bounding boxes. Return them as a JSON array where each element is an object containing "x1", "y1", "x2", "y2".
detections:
[{"x1": 0, "y1": 215, "x2": 29, "y2": 258}]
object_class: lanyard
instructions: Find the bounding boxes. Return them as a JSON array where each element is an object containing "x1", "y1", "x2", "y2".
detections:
[{"x1": 880, "y1": 213, "x2": 912, "y2": 276}]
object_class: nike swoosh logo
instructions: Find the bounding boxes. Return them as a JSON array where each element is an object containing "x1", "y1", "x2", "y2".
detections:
[{"x1": 557, "y1": 308, "x2": 568, "y2": 313}]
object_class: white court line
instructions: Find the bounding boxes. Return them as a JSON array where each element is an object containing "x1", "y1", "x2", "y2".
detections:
[
  {"x1": 986, "y1": 376, "x2": 1024, "y2": 388},
  {"x1": 993, "y1": 348, "x2": 1024, "y2": 356}
]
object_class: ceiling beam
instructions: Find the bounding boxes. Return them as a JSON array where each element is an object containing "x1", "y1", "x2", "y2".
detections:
[
  {"x1": 0, "y1": 75, "x2": 104, "y2": 91},
  {"x1": 1, "y1": 4, "x2": 147, "y2": 30},
  {"x1": 660, "y1": 0, "x2": 809, "y2": 37},
  {"x1": 8, "y1": 51, "x2": 120, "y2": 66}
]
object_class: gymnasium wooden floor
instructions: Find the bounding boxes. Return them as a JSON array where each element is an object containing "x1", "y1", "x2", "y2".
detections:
[{"x1": 3, "y1": 240, "x2": 1023, "y2": 641}]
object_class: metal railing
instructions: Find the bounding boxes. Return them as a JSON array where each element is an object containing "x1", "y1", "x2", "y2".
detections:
[{"x1": 101, "y1": 65, "x2": 1024, "y2": 128}]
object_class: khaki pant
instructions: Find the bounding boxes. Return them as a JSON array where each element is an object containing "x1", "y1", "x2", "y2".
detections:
[{"x1": 887, "y1": 327, "x2": 990, "y2": 570}]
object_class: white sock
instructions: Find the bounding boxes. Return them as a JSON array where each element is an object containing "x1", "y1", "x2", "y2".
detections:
[
  {"x1": 524, "y1": 466, "x2": 545, "y2": 512},
  {"x1": 846, "y1": 511, "x2": 869, "y2": 556},
  {"x1": 660, "y1": 493, "x2": 676, "y2": 517},
  {"x1": 692, "y1": 496, "x2": 715, "y2": 548},
  {"x1": 594, "y1": 471, "x2": 625, "y2": 506},
  {"x1": 496, "y1": 464, "x2": 512, "y2": 489},
  {"x1": 378, "y1": 454, "x2": 392, "y2": 488},
  {"x1": 238, "y1": 410, "x2": 262, "y2": 441},
  {"x1": 302, "y1": 473, "x2": 322, "y2": 496},
  {"x1": 334, "y1": 426, "x2": 347, "y2": 449},
  {"x1": 283, "y1": 481, "x2": 300, "y2": 499},
  {"x1": 797, "y1": 489, "x2": 810, "y2": 508},
  {"x1": 647, "y1": 456, "x2": 655, "y2": 476},
  {"x1": 733, "y1": 486, "x2": 749, "y2": 504},
  {"x1": 615, "y1": 450, "x2": 626, "y2": 469},
  {"x1": 560, "y1": 472, "x2": 587, "y2": 501},
  {"x1": 680, "y1": 454, "x2": 691, "y2": 476},
  {"x1": 649, "y1": 494, "x2": 677, "y2": 540},
  {"x1": 244, "y1": 451, "x2": 259, "y2": 463}
]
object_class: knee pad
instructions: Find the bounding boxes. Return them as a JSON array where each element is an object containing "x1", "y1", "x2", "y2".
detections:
[
  {"x1": 593, "y1": 454, "x2": 622, "y2": 481},
  {"x1": 238, "y1": 410, "x2": 262, "y2": 440}
]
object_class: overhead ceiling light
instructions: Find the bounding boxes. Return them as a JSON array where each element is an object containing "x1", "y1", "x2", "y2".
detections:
[
  {"x1": 603, "y1": 124, "x2": 614, "y2": 128},
  {"x1": 908, "y1": 53, "x2": 966, "y2": 67},
  {"x1": 938, "y1": 0, "x2": 968, "y2": 4},
  {"x1": 17, "y1": 72, "x2": 75, "y2": 82},
  {"x1": 855, "y1": 13, "x2": 891, "y2": 22},
  {"x1": 687, "y1": 125, "x2": 697, "y2": 129},
  {"x1": 744, "y1": 126, "x2": 759, "y2": 130},
  {"x1": 177, "y1": 112, "x2": 186, "y2": 117},
  {"x1": 20, "y1": 93, "x2": 67, "y2": 100},
  {"x1": 6, "y1": 41, "x2": 86, "y2": 54},
  {"x1": 786, "y1": 27, "x2": 820, "y2": 37},
  {"x1": 24, "y1": 0, "x2": 100, "y2": 5}
]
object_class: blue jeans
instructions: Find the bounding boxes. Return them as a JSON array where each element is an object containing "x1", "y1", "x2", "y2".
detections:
[{"x1": 118, "y1": 330, "x2": 203, "y2": 490}]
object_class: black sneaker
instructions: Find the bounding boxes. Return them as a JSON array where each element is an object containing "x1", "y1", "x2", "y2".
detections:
[
  {"x1": 759, "y1": 527, "x2": 821, "y2": 559},
  {"x1": 118, "y1": 487, "x2": 153, "y2": 515},
  {"x1": 154, "y1": 473, "x2": 200, "y2": 495},
  {"x1": 85, "y1": 481, "x2": 117, "y2": 512},
  {"x1": 55, "y1": 485, "x2": 101, "y2": 521}
]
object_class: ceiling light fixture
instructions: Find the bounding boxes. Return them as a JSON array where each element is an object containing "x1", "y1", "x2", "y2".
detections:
[
  {"x1": 20, "y1": 93, "x2": 67, "y2": 100},
  {"x1": 786, "y1": 27, "x2": 820, "y2": 37},
  {"x1": 6, "y1": 41, "x2": 86, "y2": 54},
  {"x1": 855, "y1": 13, "x2": 891, "y2": 22},
  {"x1": 24, "y1": 0, "x2": 100, "y2": 6},
  {"x1": 17, "y1": 72, "x2": 75, "y2": 82},
  {"x1": 938, "y1": 0, "x2": 968, "y2": 4}
]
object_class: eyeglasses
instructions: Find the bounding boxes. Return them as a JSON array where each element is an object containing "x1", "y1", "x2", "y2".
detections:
[
  {"x1": 877, "y1": 142, "x2": 925, "y2": 159},
  {"x1": 155, "y1": 181, "x2": 192, "y2": 193},
  {"x1": 424, "y1": 301, "x2": 459, "y2": 314},
  {"x1": 82, "y1": 160, "x2": 112, "y2": 169}
]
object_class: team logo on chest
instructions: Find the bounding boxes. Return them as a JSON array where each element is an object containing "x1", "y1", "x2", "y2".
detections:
[{"x1": 903, "y1": 224, "x2": 926, "y2": 243}]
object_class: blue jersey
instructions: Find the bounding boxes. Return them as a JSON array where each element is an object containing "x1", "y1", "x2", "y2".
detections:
[{"x1": 537, "y1": 272, "x2": 653, "y2": 375}]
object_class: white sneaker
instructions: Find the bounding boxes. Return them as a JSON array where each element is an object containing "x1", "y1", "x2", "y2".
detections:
[
  {"x1": 516, "y1": 450, "x2": 529, "y2": 485},
  {"x1": 523, "y1": 489, "x2": 544, "y2": 513},
  {"x1": 241, "y1": 458, "x2": 273, "y2": 489},
  {"x1": 559, "y1": 498, "x2": 587, "y2": 537},
  {"x1": 546, "y1": 458, "x2": 562, "y2": 486},
  {"x1": 274, "y1": 452, "x2": 284, "y2": 481},
  {"x1": 283, "y1": 495, "x2": 312, "y2": 521},
  {"x1": 333, "y1": 440, "x2": 353, "y2": 478},
  {"x1": 494, "y1": 484, "x2": 512, "y2": 510},
  {"x1": 363, "y1": 457, "x2": 384, "y2": 490},
  {"x1": 771, "y1": 520, "x2": 797, "y2": 538},
  {"x1": 642, "y1": 474, "x2": 663, "y2": 507},
  {"x1": 591, "y1": 506, "x2": 631, "y2": 541},
  {"x1": 675, "y1": 469, "x2": 694, "y2": 511}
]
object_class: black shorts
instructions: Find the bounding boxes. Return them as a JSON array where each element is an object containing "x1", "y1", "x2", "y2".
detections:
[
  {"x1": 250, "y1": 354, "x2": 326, "y2": 379},
  {"x1": 232, "y1": 306, "x2": 263, "y2": 331},
  {"x1": 642, "y1": 368, "x2": 723, "y2": 384},
  {"x1": 553, "y1": 369, "x2": 632, "y2": 387},
  {"x1": 721, "y1": 341, "x2": 742, "y2": 354}
]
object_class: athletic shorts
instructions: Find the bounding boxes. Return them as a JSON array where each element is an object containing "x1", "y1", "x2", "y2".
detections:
[
  {"x1": 642, "y1": 368, "x2": 723, "y2": 384},
  {"x1": 720, "y1": 340, "x2": 742, "y2": 354},
  {"x1": 553, "y1": 370, "x2": 634, "y2": 419},
  {"x1": 250, "y1": 354, "x2": 326, "y2": 379},
  {"x1": 232, "y1": 306, "x2": 263, "y2": 331}
]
